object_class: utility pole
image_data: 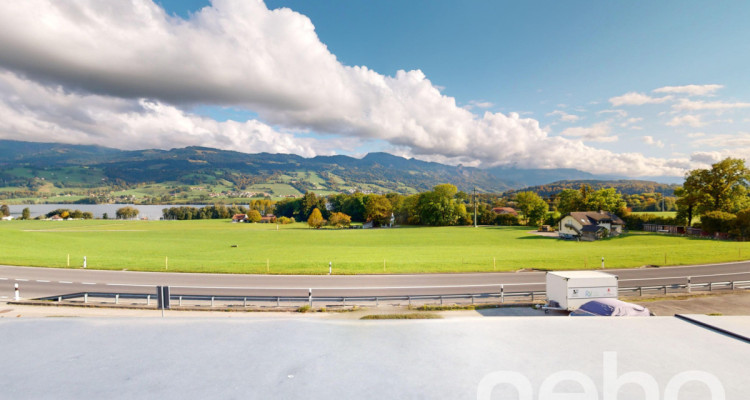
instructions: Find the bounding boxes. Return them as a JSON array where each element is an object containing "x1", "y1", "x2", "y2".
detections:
[{"x1": 473, "y1": 187, "x2": 478, "y2": 228}]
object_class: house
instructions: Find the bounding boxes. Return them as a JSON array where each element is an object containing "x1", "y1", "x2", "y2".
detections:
[
  {"x1": 491, "y1": 207, "x2": 518, "y2": 216},
  {"x1": 1, "y1": 215, "x2": 13, "y2": 221},
  {"x1": 231, "y1": 214, "x2": 247, "y2": 223},
  {"x1": 50, "y1": 215, "x2": 64, "y2": 221},
  {"x1": 558, "y1": 211, "x2": 624, "y2": 241}
]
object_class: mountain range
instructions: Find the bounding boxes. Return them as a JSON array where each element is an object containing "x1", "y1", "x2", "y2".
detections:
[{"x1": 0, "y1": 139, "x2": 680, "y2": 196}]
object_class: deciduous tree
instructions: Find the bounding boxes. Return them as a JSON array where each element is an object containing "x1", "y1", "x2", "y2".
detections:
[{"x1": 307, "y1": 208, "x2": 324, "y2": 228}]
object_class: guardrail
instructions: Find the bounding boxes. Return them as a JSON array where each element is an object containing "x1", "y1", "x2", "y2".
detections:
[{"x1": 33, "y1": 278, "x2": 750, "y2": 309}]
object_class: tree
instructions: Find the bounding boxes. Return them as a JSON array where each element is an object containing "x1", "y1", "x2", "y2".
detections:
[
  {"x1": 675, "y1": 171, "x2": 706, "y2": 227},
  {"x1": 515, "y1": 191, "x2": 548, "y2": 226},
  {"x1": 554, "y1": 189, "x2": 583, "y2": 215},
  {"x1": 307, "y1": 208, "x2": 324, "y2": 228},
  {"x1": 116, "y1": 206, "x2": 139, "y2": 220},
  {"x1": 247, "y1": 210, "x2": 262, "y2": 223},
  {"x1": 417, "y1": 184, "x2": 467, "y2": 226},
  {"x1": 300, "y1": 192, "x2": 319, "y2": 221},
  {"x1": 328, "y1": 212, "x2": 351, "y2": 228},
  {"x1": 696, "y1": 158, "x2": 750, "y2": 213},
  {"x1": 0, "y1": 204, "x2": 9, "y2": 217},
  {"x1": 364, "y1": 195, "x2": 393, "y2": 226},
  {"x1": 584, "y1": 188, "x2": 626, "y2": 214},
  {"x1": 21, "y1": 207, "x2": 30, "y2": 220},
  {"x1": 102, "y1": 212, "x2": 109, "y2": 220}
]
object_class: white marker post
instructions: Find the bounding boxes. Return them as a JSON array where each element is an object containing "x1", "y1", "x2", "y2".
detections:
[
  {"x1": 308, "y1": 288, "x2": 312, "y2": 307},
  {"x1": 601, "y1": 257, "x2": 604, "y2": 269},
  {"x1": 329, "y1": 261, "x2": 332, "y2": 276},
  {"x1": 14, "y1": 283, "x2": 19, "y2": 301},
  {"x1": 83, "y1": 256, "x2": 87, "y2": 269}
]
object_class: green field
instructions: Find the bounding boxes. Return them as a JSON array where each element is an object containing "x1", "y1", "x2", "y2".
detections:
[{"x1": 0, "y1": 220, "x2": 747, "y2": 274}]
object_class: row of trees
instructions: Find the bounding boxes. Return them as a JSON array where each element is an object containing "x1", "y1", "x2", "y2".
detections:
[{"x1": 675, "y1": 158, "x2": 749, "y2": 227}]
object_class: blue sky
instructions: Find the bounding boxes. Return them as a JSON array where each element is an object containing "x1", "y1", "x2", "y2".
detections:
[{"x1": 0, "y1": 1, "x2": 748, "y2": 177}]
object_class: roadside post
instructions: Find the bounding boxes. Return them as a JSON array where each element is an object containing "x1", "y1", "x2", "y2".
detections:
[
  {"x1": 308, "y1": 288, "x2": 312, "y2": 307},
  {"x1": 500, "y1": 284, "x2": 504, "y2": 303},
  {"x1": 329, "y1": 262, "x2": 332, "y2": 275},
  {"x1": 157, "y1": 286, "x2": 170, "y2": 317},
  {"x1": 687, "y1": 276, "x2": 692, "y2": 293},
  {"x1": 14, "y1": 283, "x2": 19, "y2": 301},
  {"x1": 601, "y1": 257, "x2": 604, "y2": 269},
  {"x1": 83, "y1": 256, "x2": 87, "y2": 269}
]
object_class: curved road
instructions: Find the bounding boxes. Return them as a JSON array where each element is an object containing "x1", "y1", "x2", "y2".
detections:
[{"x1": 2, "y1": 262, "x2": 750, "y2": 300}]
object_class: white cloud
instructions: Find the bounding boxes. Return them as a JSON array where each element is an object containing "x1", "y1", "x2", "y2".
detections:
[
  {"x1": 0, "y1": 0, "x2": 693, "y2": 177},
  {"x1": 653, "y1": 84, "x2": 723, "y2": 96},
  {"x1": 691, "y1": 133, "x2": 750, "y2": 148},
  {"x1": 546, "y1": 110, "x2": 580, "y2": 122},
  {"x1": 597, "y1": 109, "x2": 628, "y2": 118},
  {"x1": 0, "y1": 71, "x2": 335, "y2": 156},
  {"x1": 560, "y1": 122, "x2": 617, "y2": 142},
  {"x1": 609, "y1": 92, "x2": 672, "y2": 106},
  {"x1": 687, "y1": 132, "x2": 706, "y2": 138},
  {"x1": 464, "y1": 100, "x2": 494, "y2": 110},
  {"x1": 642, "y1": 136, "x2": 664, "y2": 148},
  {"x1": 666, "y1": 115, "x2": 704, "y2": 127},
  {"x1": 673, "y1": 99, "x2": 750, "y2": 111},
  {"x1": 620, "y1": 117, "x2": 643, "y2": 128}
]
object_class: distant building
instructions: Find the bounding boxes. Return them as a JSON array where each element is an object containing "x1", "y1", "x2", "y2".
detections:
[
  {"x1": 1, "y1": 216, "x2": 13, "y2": 221},
  {"x1": 232, "y1": 214, "x2": 247, "y2": 223},
  {"x1": 558, "y1": 211, "x2": 624, "y2": 241},
  {"x1": 491, "y1": 207, "x2": 518, "y2": 216},
  {"x1": 260, "y1": 214, "x2": 276, "y2": 223}
]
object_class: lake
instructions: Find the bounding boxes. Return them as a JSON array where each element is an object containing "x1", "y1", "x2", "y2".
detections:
[{"x1": 6, "y1": 204, "x2": 234, "y2": 220}]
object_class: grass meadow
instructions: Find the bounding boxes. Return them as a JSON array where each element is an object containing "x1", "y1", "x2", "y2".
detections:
[{"x1": 0, "y1": 219, "x2": 747, "y2": 274}]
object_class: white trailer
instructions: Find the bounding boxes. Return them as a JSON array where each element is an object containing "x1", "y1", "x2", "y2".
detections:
[{"x1": 545, "y1": 271, "x2": 618, "y2": 311}]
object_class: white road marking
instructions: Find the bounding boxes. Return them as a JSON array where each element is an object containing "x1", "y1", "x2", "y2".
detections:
[
  {"x1": 36, "y1": 280, "x2": 50, "y2": 283},
  {"x1": 15, "y1": 279, "x2": 28, "y2": 282},
  {"x1": 0, "y1": 277, "x2": 7, "y2": 280},
  {"x1": 0, "y1": 296, "x2": 7, "y2": 299},
  {"x1": 81, "y1": 282, "x2": 97, "y2": 285},
  {"x1": 106, "y1": 283, "x2": 156, "y2": 287},
  {"x1": 59, "y1": 281, "x2": 73, "y2": 284}
]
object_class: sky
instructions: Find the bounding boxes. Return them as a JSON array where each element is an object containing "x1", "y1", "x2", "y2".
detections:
[{"x1": 0, "y1": 1, "x2": 749, "y2": 178}]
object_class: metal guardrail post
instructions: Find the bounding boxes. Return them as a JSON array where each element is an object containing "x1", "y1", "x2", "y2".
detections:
[
  {"x1": 376, "y1": 297, "x2": 379, "y2": 306},
  {"x1": 471, "y1": 295, "x2": 475, "y2": 305},
  {"x1": 709, "y1": 282, "x2": 713, "y2": 291},
  {"x1": 408, "y1": 296, "x2": 411, "y2": 307},
  {"x1": 639, "y1": 287, "x2": 643, "y2": 296},
  {"x1": 243, "y1": 297, "x2": 247, "y2": 307},
  {"x1": 531, "y1": 292, "x2": 535, "y2": 302},
  {"x1": 115, "y1": 294, "x2": 119, "y2": 305},
  {"x1": 57, "y1": 296, "x2": 62, "y2": 302},
  {"x1": 732, "y1": 281, "x2": 735, "y2": 290},
  {"x1": 211, "y1": 296, "x2": 215, "y2": 307},
  {"x1": 84, "y1": 293, "x2": 88, "y2": 303},
  {"x1": 687, "y1": 276, "x2": 691, "y2": 293},
  {"x1": 277, "y1": 297, "x2": 280, "y2": 307},
  {"x1": 147, "y1": 295, "x2": 150, "y2": 306},
  {"x1": 440, "y1": 296, "x2": 443, "y2": 305},
  {"x1": 663, "y1": 286, "x2": 667, "y2": 295},
  {"x1": 179, "y1": 296, "x2": 182, "y2": 306}
]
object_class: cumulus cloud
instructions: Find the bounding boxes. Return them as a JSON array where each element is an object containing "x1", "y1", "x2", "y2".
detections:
[
  {"x1": 0, "y1": 0, "x2": 692, "y2": 176},
  {"x1": 0, "y1": 71, "x2": 333, "y2": 156},
  {"x1": 560, "y1": 122, "x2": 617, "y2": 143},
  {"x1": 546, "y1": 110, "x2": 580, "y2": 122},
  {"x1": 642, "y1": 136, "x2": 664, "y2": 148},
  {"x1": 666, "y1": 115, "x2": 704, "y2": 127},
  {"x1": 609, "y1": 92, "x2": 672, "y2": 107},
  {"x1": 653, "y1": 84, "x2": 723, "y2": 96}
]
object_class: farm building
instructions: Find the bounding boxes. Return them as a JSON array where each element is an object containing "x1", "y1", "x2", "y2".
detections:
[
  {"x1": 558, "y1": 211, "x2": 624, "y2": 241},
  {"x1": 231, "y1": 214, "x2": 247, "y2": 223},
  {"x1": 491, "y1": 207, "x2": 518, "y2": 216}
]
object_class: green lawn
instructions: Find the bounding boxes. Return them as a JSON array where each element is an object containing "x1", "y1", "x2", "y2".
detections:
[{"x1": 0, "y1": 220, "x2": 747, "y2": 274}]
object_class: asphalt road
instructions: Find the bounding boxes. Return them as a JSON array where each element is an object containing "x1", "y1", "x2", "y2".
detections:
[{"x1": 2, "y1": 261, "x2": 750, "y2": 300}]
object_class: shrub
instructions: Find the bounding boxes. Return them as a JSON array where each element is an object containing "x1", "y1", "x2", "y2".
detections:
[
  {"x1": 495, "y1": 213, "x2": 519, "y2": 226},
  {"x1": 277, "y1": 216, "x2": 294, "y2": 224},
  {"x1": 700, "y1": 211, "x2": 737, "y2": 236},
  {"x1": 247, "y1": 210, "x2": 262, "y2": 223},
  {"x1": 328, "y1": 212, "x2": 351, "y2": 228}
]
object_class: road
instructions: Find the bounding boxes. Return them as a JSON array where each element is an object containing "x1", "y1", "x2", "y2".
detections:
[{"x1": 2, "y1": 261, "x2": 750, "y2": 300}]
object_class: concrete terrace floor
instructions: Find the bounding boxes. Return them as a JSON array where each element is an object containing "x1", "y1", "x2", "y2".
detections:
[{"x1": 1, "y1": 315, "x2": 748, "y2": 399}]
